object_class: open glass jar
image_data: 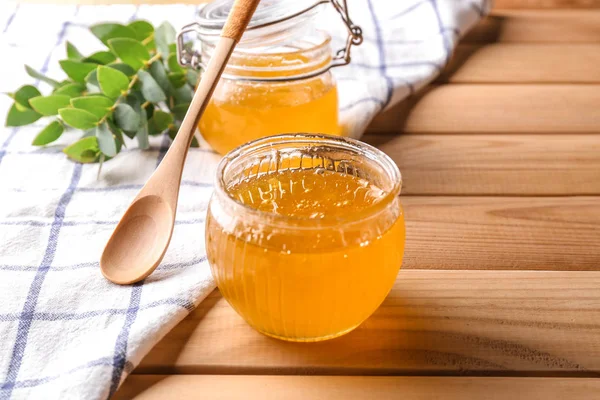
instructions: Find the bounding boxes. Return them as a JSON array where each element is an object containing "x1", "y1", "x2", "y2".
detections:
[
  {"x1": 178, "y1": 0, "x2": 363, "y2": 155},
  {"x1": 205, "y1": 134, "x2": 405, "y2": 342}
]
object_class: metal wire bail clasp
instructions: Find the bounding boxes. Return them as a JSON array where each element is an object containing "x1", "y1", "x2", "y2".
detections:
[
  {"x1": 177, "y1": 22, "x2": 203, "y2": 70},
  {"x1": 330, "y1": 0, "x2": 363, "y2": 69},
  {"x1": 176, "y1": 0, "x2": 363, "y2": 78}
]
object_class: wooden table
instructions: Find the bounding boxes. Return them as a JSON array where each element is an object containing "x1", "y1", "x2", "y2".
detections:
[{"x1": 104, "y1": 2, "x2": 600, "y2": 398}]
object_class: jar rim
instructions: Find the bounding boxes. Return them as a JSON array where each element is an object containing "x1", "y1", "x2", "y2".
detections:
[{"x1": 214, "y1": 133, "x2": 402, "y2": 229}]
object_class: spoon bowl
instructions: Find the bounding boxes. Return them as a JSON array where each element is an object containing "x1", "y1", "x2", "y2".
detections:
[{"x1": 101, "y1": 195, "x2": 173, "y2": 284}]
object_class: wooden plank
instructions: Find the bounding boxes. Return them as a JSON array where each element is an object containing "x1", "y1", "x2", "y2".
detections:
[
  {"x1": 440, "y1": 44, "x2": 600, "y2": 83},
  {"x1": 464, "y1": 11, "x2": 600, "y2": 43},
  {"x1": 400, "y1": 197, "x2": 600, "y2": 271},
  {"x1": 366, "y1": 134, "x2": 600, "y2": 195},
  {"x1": 494, "y1": 0, "x2": 600, "y2": 8},
  {"x1": 367, "y1": 85, "x2": 600, "y2": 134},
  {"x1": 136, "y1": 270, "x2": 600, "y2": 375},
  {"x1": 19, "y1": 0, "x2": 209, "y2": 3},
  {"x1": 116, "y1": 376, "x2": 600, "y2": 399}
]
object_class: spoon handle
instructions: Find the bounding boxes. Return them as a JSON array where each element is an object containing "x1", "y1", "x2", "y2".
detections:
[{"x1": 142, "y1": 0, "x2": 261, "y2": 209}]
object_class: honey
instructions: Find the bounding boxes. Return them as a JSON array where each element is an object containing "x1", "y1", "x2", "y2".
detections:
[
  {"x1": 199, "y1": 76, "x2": 340, "y2": 155},
  {"x1": 195, "y1": 31, "x2": 341, "y2": 155},
  {"x1": 206, "y1": 135, "x2": 405, "y2": 342}
]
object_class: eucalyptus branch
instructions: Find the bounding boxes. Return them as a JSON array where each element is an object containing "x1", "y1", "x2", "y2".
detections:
[{"x1": 5, "y1": 20, "x2": 198, "y2": 168}]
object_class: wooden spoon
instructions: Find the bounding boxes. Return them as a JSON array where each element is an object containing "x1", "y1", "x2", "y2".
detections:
[{"x1": 100, "y1": 0, "x2": 261, "y2": 285}]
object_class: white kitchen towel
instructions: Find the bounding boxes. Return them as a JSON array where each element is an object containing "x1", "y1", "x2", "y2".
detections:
[{"x1": 0, "y1": 1, "x2": 489, "y2": 398}]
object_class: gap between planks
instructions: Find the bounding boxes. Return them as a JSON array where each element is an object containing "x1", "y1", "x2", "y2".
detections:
[
  {"x1": 115, "y1": 376, "x2": 600, "y2": 399},
  {"x1": 135, "y1": 270, "x2": 600, "y2": 376}
]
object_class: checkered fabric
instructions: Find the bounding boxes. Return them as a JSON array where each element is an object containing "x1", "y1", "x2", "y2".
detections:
[{"x1": 0, "y1": 1, "x2": 488, "y2": 398}]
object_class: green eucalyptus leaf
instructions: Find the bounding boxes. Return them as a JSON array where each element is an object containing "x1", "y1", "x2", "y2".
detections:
[
  {"x1": 6, "y1": 103, "x2": 42, "y2": 126},
  {"x1": 168, "y1": 53, "x2": 185, "y2": 74},
  {"x1": 29, "y1": 95, "x2": 72, "y2": 116},
  {"x1": 14, "y1": 102, "x2": 29, "y2": 112},
  {"x1": 107, "y1": 119, "x2": 126, "y2": 151},
  {"x1": 149, "y1": 61, "x2": 171, "y2": 94},
  {"x1": 108, "y1": 38, "x2": 150, "y2": 70},
  {"x1": 90, "y1": 23, "x2": 137, "y2": 46},
  {"x1": 145, "y1": 103, "x2": 155, "y2": 119},
  {"x1": 126, "y1": 94, "x2": 150, "y2": 147},
  {"x1": 58, "y1": 107, "x2": 100, "y2": 130},
  {"x1": 168, "y1": 43, "x2": 177, "y2": 54},
  {"x1": 85, "y1": 68, "x2": 99, "y2": 87},
  {"x1": 113, "y1": 103, "x2": 140, "y2": 133},
  {"x1": 128, "y1": 20, "x2": 154, "y2": 41},
  {"x1": 138, "y1": 70, "x2": 166, "y2": 102},
  {"x1": 148, "y1": 110, "x2": 173, "y2": 135},
  {"x1": 96, "y1": 122, "x2": 117, "y2": 157},
  {"x1": 32, "y1": 120, "x2": 64, "y2": 146},
  {"x1": 125, "y1": 93, "x2": 142, "y2": 110},
  {"x1": 83, "y1": 51, "x2": 117, "y2": 65},
  {"x1": 167, "y1": 72, "x2": 186, "y2": 88},
  {"x1": 97, "y1": 65, "x2": 130, "y2": 99},
  {"x1": 173, "y1": 85, "x2": 193, "y2": 104},
  {"x1": 136, "y1": 115, "x2": 149, "y2": 149},
  {"x1": 155, "y1": 21, "x2": 176, "y2": 58},
  {"x1": 144, "y1": 39, "x2": 156, "y2": 52},
  {"x1": 63, "y1": 136, "x2": 100, "y2": 163},
  {"x1": 66, "y1": 41, "x2": 84, "y2": 60},
  {"x1": 71, "y1": 96, "x2": 113, "y2": 119},
  {"x1": 53, "y1": 82, "x2": 86, "y2": 98},
  {"x1": 186, "y1": 69, "x2": 199, "y2": 87},
  {"x1": 59, "y1": 60, "x2": 98, "y2": 83},
  {"x1": 171, "y1": 103, "x2": 189, "y2": 120},
  {"x1": 25, "y1": 65, "x2": 60, "y2": 88},
  {"x1": 11, "y1": 85, "x2": 41, "y2": 109},
  {"x1": 108, "y1": 63, "x2": 136, "y2": 77},
  {"x1": 81, "y1": 149, "x2": 101, "y2": 160}
]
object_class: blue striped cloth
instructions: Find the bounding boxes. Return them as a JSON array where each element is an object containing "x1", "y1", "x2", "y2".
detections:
[{"x1": 0, "y1": 1, "x2": 488, "y2": 398}]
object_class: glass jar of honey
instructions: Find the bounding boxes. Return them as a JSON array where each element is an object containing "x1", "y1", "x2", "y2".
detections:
[
  {"x1": 206, "y1": 134, "x2": 405, "y2": 342},
  {"x1": 177, "y1": 0, "x2": 363, "y2": 155}
]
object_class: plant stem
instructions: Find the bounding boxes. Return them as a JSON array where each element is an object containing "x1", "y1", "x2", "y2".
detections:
[
  {"x1": 142, "y1": 33, "x2": 154, "y2": 46},
  {"x1": 145, "y1": 53, "x2": 162, "y2": 67}
]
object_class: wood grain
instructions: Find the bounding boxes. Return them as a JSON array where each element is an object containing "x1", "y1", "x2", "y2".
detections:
[
  {"x1": 495, "y1": 0, "x2": 600, "y2": 8},
  {"x1": 400, "y1": 197, "x2": 600, "y2": 271},
  {"x1": 439, "y1": 44, "x2": 600, "y2": 83},
  {"x1": 115, "y1": 376, "x2": 600, "y2": 399},
  {"x1": 367, "y1": 85, "x2": 600, "y2": 134},
  {"x1": 135, "y1": 270, "x2": 600, "y2": 375},
  {"x1": 22, "y1": 0, "x2": 600, "y2": 6},
  {"x1": 464, "y1": 11, "x2": 600, "y2": 43},
  {"x1": 366, "y1": 134, "x2": 600, "y2": 195}
]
